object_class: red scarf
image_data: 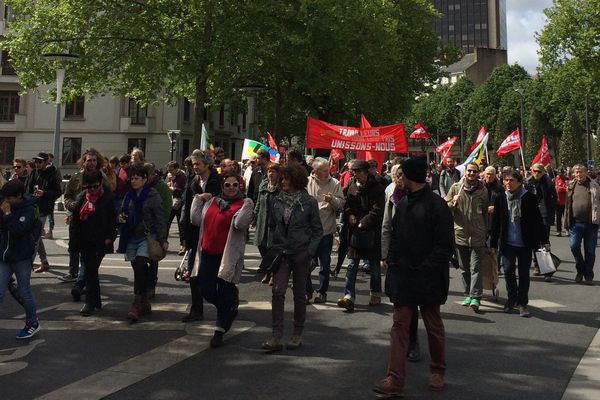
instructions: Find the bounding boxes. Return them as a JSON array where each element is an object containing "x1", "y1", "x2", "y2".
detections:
[{"x1": 79, "y1": 186, "x2": 104, "y2": 221}]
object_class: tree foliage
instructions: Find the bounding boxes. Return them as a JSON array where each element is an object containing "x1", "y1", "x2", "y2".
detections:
[{"x1": 559, "y1": 106, "x2": 586, "y2": 168}]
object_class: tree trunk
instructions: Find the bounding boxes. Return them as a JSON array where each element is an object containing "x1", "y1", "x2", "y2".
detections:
[{"x1": 192, "y1": 76, "x2": 208, "y2": 150}]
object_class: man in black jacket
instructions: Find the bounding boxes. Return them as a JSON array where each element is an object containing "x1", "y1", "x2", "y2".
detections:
[
  {"x1": 490, "y1": 170, "x2": 550, "y2": 317},
  {"x1": 25, "y1": 152, "x2": 62, "y2": 273},
  {"x1": 246, "y1": 149, "x2": 270, "y2": 204},
  {"x1": 375, "y1": 157, "x2": 454, "y2": 397}
]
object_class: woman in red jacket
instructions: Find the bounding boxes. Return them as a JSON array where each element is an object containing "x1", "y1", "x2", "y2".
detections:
[{"x1": 555, "y1": 169, "x2": 568, "y2": 236}]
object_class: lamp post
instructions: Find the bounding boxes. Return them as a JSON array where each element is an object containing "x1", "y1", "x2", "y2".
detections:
[
  {"x1": 42, "y1": 52, "x2": 79, "y2": 167},
  {"x1": 515, "y1": 88, "x2": 525, "y2": 162},
  {"x1": 167, "y1": 130, "x2": 181, "y2": 161},
  {"x1": 456, "y1": 102, "x2": 464, "y2": 158},
  {"x1": 585, "y1": 94, "x2": 592, "y2": 168}
]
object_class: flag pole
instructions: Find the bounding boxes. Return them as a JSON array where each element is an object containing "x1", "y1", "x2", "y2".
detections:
[{"x1": 519, "y1": 146, "x2": 526, "y2": 169}]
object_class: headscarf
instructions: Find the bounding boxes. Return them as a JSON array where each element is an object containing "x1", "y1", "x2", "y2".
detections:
[{"x1": 506, "y1": 185, "x2": 525, "y2": 222}]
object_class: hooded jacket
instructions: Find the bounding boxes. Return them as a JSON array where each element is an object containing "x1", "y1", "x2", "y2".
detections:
[
  {"x1": 445, "y1": 178, "x2": 489, "y2": 247},
  {"x1": 0, "y1": 195, "x2": 37, "y2": 262}
]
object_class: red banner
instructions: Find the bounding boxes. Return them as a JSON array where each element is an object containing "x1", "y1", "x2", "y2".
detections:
[
  {"x1": 531, "y1": 136, "x2": 551, "y2": 166},
  {"x1": 410, "y1": 122, "x2": 430, "y2": 139},
  {"x1": 435, "y1": 137, "x2": 458, "y2": 164},
  {"x1": 496, "y1": 129, "x2": 521, "y2": 156},
  {"x1": 305, "y1": 117, "x2": 407, "y2": 153}
]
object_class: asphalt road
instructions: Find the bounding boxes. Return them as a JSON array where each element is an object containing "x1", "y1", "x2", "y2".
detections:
[{"x1": 1, "y1": 214, "x2": 600, "y2": 400}]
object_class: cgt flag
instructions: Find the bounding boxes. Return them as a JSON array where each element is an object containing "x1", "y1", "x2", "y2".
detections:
[
  {"x1": 531, "y1": 136, "x2": 551, "y2": 166},
  {"x1": 410, "y1": 122, "x2": 430, "y2": 139},
  {"x1": 468, "y1": 126, "x2": 487, "y2": 154},
  {"x1": 435, "y1": 136, "x2": 458, "y2": 164},
  {"x1": 496, "y1": 129, "x2": 521, "y2": 156}
]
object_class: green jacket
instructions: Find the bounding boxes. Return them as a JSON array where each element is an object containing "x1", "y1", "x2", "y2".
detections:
[
  {"x1": 150, "y1": 177, "x2": 173, "y2": 222},
  {"x1": 445, "y1": 179, "x2": 489, "y2": 247}
]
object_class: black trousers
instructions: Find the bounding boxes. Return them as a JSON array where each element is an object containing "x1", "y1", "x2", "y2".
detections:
[{"x1": 81, "y1": 250, "x2": 105, "y2": 307}]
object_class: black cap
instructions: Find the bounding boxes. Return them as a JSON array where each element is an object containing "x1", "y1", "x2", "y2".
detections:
[
  {"x1": 33, "y1": 152, "x2": 49, "y2": 161},
  {"x1": 402, "y1": 157, "x2": 427, "y2": 183}
]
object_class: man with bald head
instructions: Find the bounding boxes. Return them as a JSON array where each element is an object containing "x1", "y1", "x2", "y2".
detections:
[{"x1": 483, "y1": 166, "x2": 503, "y2": 216}]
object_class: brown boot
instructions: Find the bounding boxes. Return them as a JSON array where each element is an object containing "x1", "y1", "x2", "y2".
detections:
[
  {"x1": 127, "y1": 295, "x2": 144, "y2": 322},
  {"x1": 139, "y1": 295, "x2": 152, "y2": 316},
  {"x1": 34, "y1": 261, "x2": 50, "y2": 273}
]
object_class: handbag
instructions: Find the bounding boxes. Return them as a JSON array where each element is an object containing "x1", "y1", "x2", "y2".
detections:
[
  {"x1": 535, "y1": 248, "x2": 556, "y2": 275},
  {"x1": 144, "y1": 221, "x2": 166, "y2": 262},
  {"x1": 172, "y1": 197, "x2": 183, "y2": 211},
  {"x1": 259, "y1": 248, "x2": 285, "y2": 274},
  {"x1": 350, "y1": 229, "x2": 375, "y2": 250}
]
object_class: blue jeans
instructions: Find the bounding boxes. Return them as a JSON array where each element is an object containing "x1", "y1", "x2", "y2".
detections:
[
  {"x1": 344, "y1": 257, "x2": 381, "y2": 300},
  {"x1": 0, "y1": 259, "x2": 38, "y2": 323},
  {"x1": 500, "y1": 244, "x2": 531, "y2": 306},
  {"x1": 569, "y1": 221, "x2": 598, "y2": 280},
  {"x1": 306, "y1": 234, "x2": 334, "y2": 295}
]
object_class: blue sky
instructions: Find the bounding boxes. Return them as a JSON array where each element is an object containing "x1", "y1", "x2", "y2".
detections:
[{"x1": 506, "y1": 0, "x2": 554, "y2": 73}]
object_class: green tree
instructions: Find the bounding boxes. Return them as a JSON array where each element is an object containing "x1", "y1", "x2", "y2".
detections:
[
  {"x1": 492, "y1": 110, "x2": 513, "y2": 166},
  {"x1": 526, "y1": 109, "x2": 547, "y2": 165},
  {"x1": 559, "y1": 106, "x2": 586, "y2": 168}
]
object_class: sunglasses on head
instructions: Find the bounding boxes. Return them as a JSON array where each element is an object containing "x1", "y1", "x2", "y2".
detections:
[
  {"x1": 83, "y1": 184, "x2": 100, "y2": 190},
  {"x1": 224, "y1": 182, "x2": 239, "y2": 188}
]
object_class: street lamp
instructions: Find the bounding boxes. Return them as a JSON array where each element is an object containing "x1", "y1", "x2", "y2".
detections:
[
  {"x1": 585, "y1": 94, "x2": 592, "y2": 168},
  {"x1": 167, "y1": 130, "x2": 181, "y2": 161},
  {"x1": 515, "y1": 88, "x2": 525, "y2": 161},
  {"x1": 42, "y1": 52, "x2": 79, "y2": 167},
  {"x1": 456, "y1": 102, "x2": 464, "y2": 157}
]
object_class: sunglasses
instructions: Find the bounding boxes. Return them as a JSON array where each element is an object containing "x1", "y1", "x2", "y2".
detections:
[
  {"x1": 224, "y1": 182, "x2": 239, "y2": 188},
  {"x1": 13, "y1": 165, "x2": 22, "y2": 170},
  {"x1": 532, "y1": 170, "x2": 542, "y2": 173},
  {"x1": 83, "y1": 184, "x2": 100, "y2": 190},
  {"x1": 466, "y1": 169, "x2": 479, "y2": 174}
]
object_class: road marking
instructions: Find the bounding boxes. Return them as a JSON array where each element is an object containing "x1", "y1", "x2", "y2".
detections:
[
  {"x1": 0, "y1": 339, "x2": 45, "y2": 377},
  {"x1": 33, "y1": 320, "x2": 255, "y2": 400},
  {"x1": 562, "y1": 327, "x2": 600, "y2": 400}
]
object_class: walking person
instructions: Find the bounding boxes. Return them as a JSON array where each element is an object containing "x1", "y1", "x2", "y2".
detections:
[
  {"x1": 438, "y1": 157, "x2": 461, "y2": 198},
  {"x1": 0, "y1": 180, "x2": 41, "y2": 339},
  {"x1": 381, "y1": 164, "x2": 422, "y2": 362},
  {"x1": 10, "y1": 158, "x2": 28, "y2": 185},
  {"x1": 564, "y1": 164, "x2": 600, "y2": 285},
  {"x1": 262, "y1": 165, "x2": 323, "y2": 351},
  {"x1": 305, "y1": 157, "x2": 345, "y2": 304},
  {"x1": 189, "y1": 172, "x2": 254, "y2": 347},
  {"x1": 490, "y1": 170, "x2": 550, "y2": 317},
  {"x1": 246, "y1": 149, "x2": 270, "y2": 204},
  {"x1": 117, "y1": 165, "x2": 168, "y2": 322},
  {"x1": 337, "y1": 160, "x2": 385, "y2": 311},
  {"x1": 253, "y1": 162, "x2": 281, "y2": 284},
  {"x1": 69, "y1": 170, "x2": 117, "y2": 316},
  {"x1": 555, "y1": 169, "x2": 568, "y2": 236},
  {"x1": 166, "y1": 161, "x2": 187, "y2": 255},
  {"x1": 25, "y1": 152, "x2": 62, "y2": 273},
  {"x1": 445, "y1": 162, "x2": 489, "y2": 311},
  {"x1": 375, "y1": 157, "x2": 454, "y2": 397}
]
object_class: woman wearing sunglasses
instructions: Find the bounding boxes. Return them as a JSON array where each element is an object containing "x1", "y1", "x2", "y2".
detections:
[
  {"x1": 69, "y1": 169, "x2": 117, "y2": 316},
  {"x1": 189, "y1": 171, "x2": 254, "y2": 348}
]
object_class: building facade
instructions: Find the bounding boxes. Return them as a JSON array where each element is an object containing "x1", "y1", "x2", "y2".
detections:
[
  {"x1": 431, "y1": 0, "x2": 507, "y2": 53},
  {"x1": 0, "y1": 4, "x2": 252, "y2": 175}
]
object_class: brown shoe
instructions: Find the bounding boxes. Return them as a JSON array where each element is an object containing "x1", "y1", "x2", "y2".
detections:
[
  {"x1": 127, "y1": 295, "x2": 143, "y2": 322},
  {"x1": 305, "y1": 292, "x2": 313, "y2": 305},
  {"x1": 369, "y1": 295, "x2": 381, "y2": 306},
  {"x1": 42, "y1": 230, "x2": 53, "y2": 240},
  {"x1": 182, "y1": 305, "x2": 204, "y2": 322},
  {"x1": 139, "y1": 295, "x2": 152, "y2": 316},
  {"x1": 261, "y1": 337, "x2": 283, "y2": 352},
  {"x1": 34, "y1": 261, "x2": 50, "y2": 273},
  {"x1": 428, "y1": 373, "x2": 444, "y2": 391},
  {"x1": 373, "y1": 377, "x2": 404, "y2": 397},
  {"x1": 533, "y1": 266, "x2": 541, "y2": 276},
  {"x1": 337, "y1": 297, "x2": 354, "y2": 311},
  {"x1": 178, "y1": 246, "x2": 186, "y2": 256},
  {"x1": 314, "y1": 293, "x2": 327, "y2": 304}
]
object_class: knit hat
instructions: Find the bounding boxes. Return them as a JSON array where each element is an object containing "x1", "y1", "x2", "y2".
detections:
[
  {"x1": 402, "y1": 157, "x2": 427, "y2": 183},
  {"x1": 351, "y1": 160, "x2": 370, "y2": 172}
]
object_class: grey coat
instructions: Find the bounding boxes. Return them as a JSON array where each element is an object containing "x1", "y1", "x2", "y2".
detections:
[
  {"x1": 191, "y1": 196, "x2": 254, "y2": 284},
  {"x1": 253, "y1": 180, "x2": 280, "y2": 247}
]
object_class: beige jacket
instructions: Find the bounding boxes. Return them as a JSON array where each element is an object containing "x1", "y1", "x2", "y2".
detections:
[
  {"x1": 445, "y1": 179, "x2": 488, "y2": 247},
  {"x1": 564, "y1": 177, "x2": 600, "y2": 227},
  {"x1": 306, "y1": 175, "x2": 345, "y2": 235}
]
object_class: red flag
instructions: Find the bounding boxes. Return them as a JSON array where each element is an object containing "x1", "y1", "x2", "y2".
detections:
[
  {"x1": 358, "y1": 115, "x2": 385, "y2": 168},
  {"x1": 266, "y1": 132, "x2": 278, "y2": 151},
  {"x1": 468, "y1": 126, "x2": 486, "y2": 153},
  {"x1": 531, "y1": 136, "x2": 551, "y2": 166},
  {"x1": 435, "y1": 137, "x2": 458, "y2": 165},
  {"x1": 410, "y1": 122, "x2": 430, "y2": 139},
  {"x1": 496, "y1": 129, "x2": 521, "y2": 156},
  {"x1": 330, "y1": 148, "x2": 345, "y2": 161}
]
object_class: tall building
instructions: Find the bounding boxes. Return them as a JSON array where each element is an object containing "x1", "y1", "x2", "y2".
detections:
[{"x1": 431, "y1": 0, "x2": 507, "y2": 54}]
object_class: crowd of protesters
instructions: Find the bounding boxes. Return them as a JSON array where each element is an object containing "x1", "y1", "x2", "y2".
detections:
[{"x1": 0, "y1": 144, "x2": 598, "y2": 397}]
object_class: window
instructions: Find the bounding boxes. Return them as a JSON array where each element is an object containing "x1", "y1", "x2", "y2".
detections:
[
  {"x1": 62, "y1": 137, "x2": 82, "y2": 165},
  {"x1": 0, "y1": 91, "x2": 19, "y2": 122},
  {"x1": 127, "y1": 138, "x2": 146, "y2": 154},
  {"x1": 242, "y1": 112, "x2": 247, "y2": 130},
  {"x1": 128, "y1": 99, "x2": 147, "y2": 125},
  {"x1": 1, "y1": 50, "x2": 15, "y2": 76},
  {"x1": 65, "y1": 96, "x2": 85, "y2": 119},
  {"x1": 183, "y1": 98, "x2": 191, "y2": 122},
  {"x1": 449, "y1": 25, "x2": 454, "y2": 31},
  {"x1": 182, "y1": 139, "x2": 190, "y2": 159},
  {"x1": 219, "y1": 105, "x2": 225, "y2": 127},
  {"x1": 0, "y1": 136, "x2": 15, "y2": 164}
]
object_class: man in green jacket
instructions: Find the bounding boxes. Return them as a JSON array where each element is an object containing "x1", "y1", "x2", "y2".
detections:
[{"x1": 445, "y1": 162, "x2": 489, "y2": 311}]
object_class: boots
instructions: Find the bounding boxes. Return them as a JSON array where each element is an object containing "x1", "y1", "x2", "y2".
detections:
[{"x1": 127, "y1": 295, "x2": 152, "y2": 322}]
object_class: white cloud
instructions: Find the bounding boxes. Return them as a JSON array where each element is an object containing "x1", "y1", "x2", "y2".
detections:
[{"x1": 506, "y1": 0, "x2": 554, "y2": 73}]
